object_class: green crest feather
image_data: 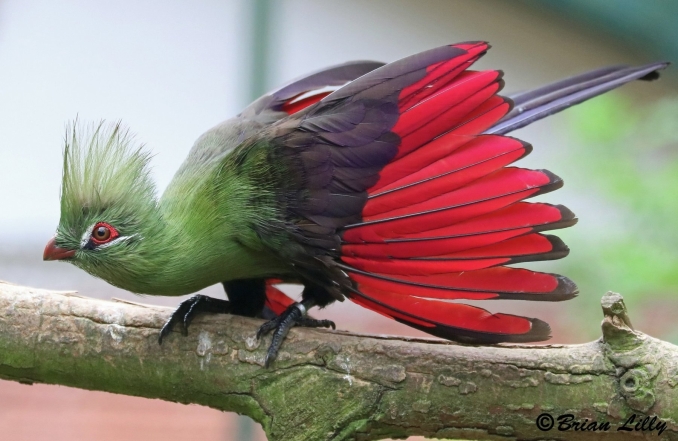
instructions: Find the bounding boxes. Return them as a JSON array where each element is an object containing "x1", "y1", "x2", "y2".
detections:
[{"x1": 57, "y1": 121, "x2": 157, "y2": 247}]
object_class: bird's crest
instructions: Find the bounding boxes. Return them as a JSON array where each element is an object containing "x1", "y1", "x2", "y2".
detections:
[{"x1": 59, "y1": 121, "x2": 157, "y2": 228}]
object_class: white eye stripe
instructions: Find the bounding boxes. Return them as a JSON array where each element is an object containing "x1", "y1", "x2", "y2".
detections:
[
  {"x1": 81, "y1": 223, "x2": 97, "y2": 248},
  {"x1": 95, "y1": 234, "x2": 139, "y2": 250}
]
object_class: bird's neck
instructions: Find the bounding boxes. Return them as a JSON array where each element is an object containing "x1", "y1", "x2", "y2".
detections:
[{"x1": 109, "y1": 169, "x2": 286, "y2": 296}]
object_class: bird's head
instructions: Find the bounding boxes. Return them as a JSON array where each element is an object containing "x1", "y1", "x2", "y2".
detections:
[{"x1": 44, "y1": 121, "x2": 160, "y2": 282}]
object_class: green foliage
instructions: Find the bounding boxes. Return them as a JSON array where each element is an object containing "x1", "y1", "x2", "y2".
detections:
[{"x1": 559, "y1": 93, "x2": 678, "y2": 340}]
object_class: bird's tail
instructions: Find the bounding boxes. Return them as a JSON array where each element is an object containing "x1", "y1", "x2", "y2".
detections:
[{"x1": 489, "y1": 62, "x2": 669, "y2": 135}]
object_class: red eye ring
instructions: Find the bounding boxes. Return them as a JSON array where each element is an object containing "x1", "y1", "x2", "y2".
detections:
[{"x1": 90, "y1": 222, "x2": 119, "y2": 245}]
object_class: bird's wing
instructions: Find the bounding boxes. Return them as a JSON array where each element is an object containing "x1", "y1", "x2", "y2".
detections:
[
  {"x1": 229, "y1": 42, "x2": 665, "y2": 343},
  {"x1": 239, "y1": 60, "x2": 385, "y2": 124}
]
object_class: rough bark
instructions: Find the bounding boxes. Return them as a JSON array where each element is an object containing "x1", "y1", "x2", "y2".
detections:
[{"x1": 0, "y1": 280, "x2": 677, "y2": 440}]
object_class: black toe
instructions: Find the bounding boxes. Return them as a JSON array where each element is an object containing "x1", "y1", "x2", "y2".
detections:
[
  {"x1": 256, "y1": 302, "x2": 335, "y2": 367},
  {"x1": 158, "y1": 295, "x2": 230, "y2": 344}
]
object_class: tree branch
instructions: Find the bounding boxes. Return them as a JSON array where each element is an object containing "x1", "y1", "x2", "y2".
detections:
[{"x1": 1, "y1": 280, "x2": 677, "y2": 440}]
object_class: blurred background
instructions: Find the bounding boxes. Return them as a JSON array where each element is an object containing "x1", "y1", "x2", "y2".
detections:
[{"x1": 1, "y1": 0, "x2": 677, "y2": 440}]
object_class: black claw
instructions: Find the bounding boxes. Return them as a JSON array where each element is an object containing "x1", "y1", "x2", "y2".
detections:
[
  {"x1": 298, "y1": 317, "x2": 336, "y2": 330},
  {"x1": 158, "y1": 295, "x2": 230, "y2": 345},
  {"x1": 256, "y1": 320, "x2": 277, "y2": 340},
  {"x1": 256, "y1": 302, "x2": 336, "y2": 367}
]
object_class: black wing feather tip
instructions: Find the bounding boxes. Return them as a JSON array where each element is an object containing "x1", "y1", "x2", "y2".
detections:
[
  {"x1": 504, "y1": 274, "x2": 579, "y2": 302},
  {"x1": 490, "y1": 271, "x2": 577, "y2": 302},
  {"x1": 544, "y1": 233, "x2": 568, "y2": 253},
  {"x1": 495, "y1": 69, "x2": 506, "y2": 81},
  {"x1": 555, "y1": 204, "x2": 576, "y2": 222},
  {"x1": 555, "y1": 274, "x2": 579, "y2": 298},
  {"x1": 517, "y1": 139, "x2": 533, "y2": 160},
  {"x1": 529, "y1": 205, "x2": 578, "y2": 233},
  {"x1": 522, "y1": 318, "x2": 552, "y2": 342},
  {"x1": 496, "y1": 273, "x2": 577, "y2": 302},
  {"x1": 502, "y1": 234, "x2": 569, "y2": 266},
  {"x1": 529, "y1": 219, "x2": 577, "y2": 233},
  {"x1": 529, "y1": 169, "x2": 563, "y2": 197}
]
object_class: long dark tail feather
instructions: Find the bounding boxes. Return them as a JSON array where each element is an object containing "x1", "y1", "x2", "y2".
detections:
[{"x1": 487, "y1": 62, "x2": 669, "y2": 135}]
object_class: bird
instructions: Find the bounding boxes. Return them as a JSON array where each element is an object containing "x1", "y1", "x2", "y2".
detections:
[{"x1": 43, "y1": 42, "x2": 667, "y2": 367}]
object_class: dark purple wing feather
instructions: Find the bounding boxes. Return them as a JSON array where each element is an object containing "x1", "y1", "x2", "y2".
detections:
[{"x1": 240, "y1": 61, "x2": 385, "y2": 121}]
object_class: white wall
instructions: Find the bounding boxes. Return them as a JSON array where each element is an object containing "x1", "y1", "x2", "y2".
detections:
[{"x1": 0, "y1": 0, "x2": 248, "y2": 244}]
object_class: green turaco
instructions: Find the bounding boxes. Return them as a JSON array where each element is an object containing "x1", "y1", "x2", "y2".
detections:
[{"x1": 44, "y1": 42, "x2": 667, "y2": 366}]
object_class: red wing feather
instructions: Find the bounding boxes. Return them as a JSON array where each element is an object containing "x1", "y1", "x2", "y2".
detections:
[
  {"x1": 343, "y1": 232, "x2": 566, "y2": 261},
  {"x1": 342, "y1": 266, "x2": 577, "y2": 301},
  {"x1": 348, "y1": 286, "x2": 551, "y2": 343},
  {"x1": 368, "y1": 202, "x2": 576, "y2": 242},
  {"x1": 264, "y1": 281, "x2": 296, "y2": 316}
]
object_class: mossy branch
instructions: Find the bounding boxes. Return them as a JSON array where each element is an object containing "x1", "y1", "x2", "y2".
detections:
[{"x1": 1, "y1": 281, "x2": 677, "y2": 440}]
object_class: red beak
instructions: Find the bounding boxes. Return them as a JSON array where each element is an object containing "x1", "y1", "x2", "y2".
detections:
[{"x1": 43, "y1": 237, "x2": 76, "y2": 261}]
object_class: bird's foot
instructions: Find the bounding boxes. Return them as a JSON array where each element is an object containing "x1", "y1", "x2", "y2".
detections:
[
  {"x1": 158, "y1": 294, "x2": 230, "y2": 344},
  {"x1": 256, "y1": 301, "x2": 335, "y2": 367}
]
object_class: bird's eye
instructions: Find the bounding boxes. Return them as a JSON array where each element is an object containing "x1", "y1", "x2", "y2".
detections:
[
  {"x1": 90, "y1": 222, "x2": 119, "y2": 244},
  {"x1": 94, "y1": 226, "x2": 110, "y2": 241}
]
